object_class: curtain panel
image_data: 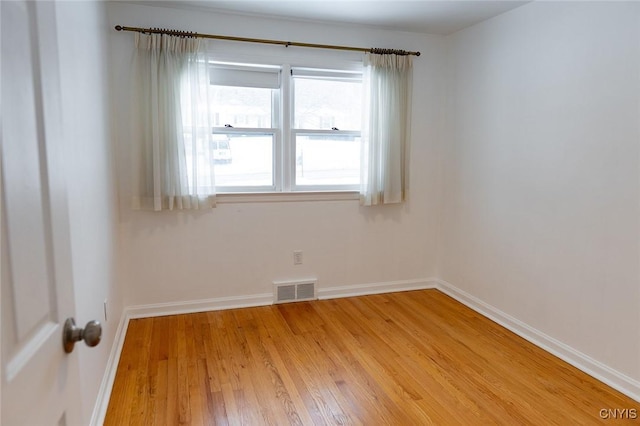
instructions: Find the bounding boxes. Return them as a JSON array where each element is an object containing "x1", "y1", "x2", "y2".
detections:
[
  {"x1": 131, "y1": 33, "x2": 216, "y2": 211},
  {"x1": 360, "y1": 53, "x2": 413, "y2": 206}
]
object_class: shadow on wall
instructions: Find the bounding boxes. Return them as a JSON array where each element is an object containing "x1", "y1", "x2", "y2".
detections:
[{"x1": 359, "y1": 200, "x2": 409, "y2": 223}]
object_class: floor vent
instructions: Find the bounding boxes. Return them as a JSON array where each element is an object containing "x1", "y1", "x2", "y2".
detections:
[{"x1": 273, "y1": 279, "x2": 317, "y2": 304}]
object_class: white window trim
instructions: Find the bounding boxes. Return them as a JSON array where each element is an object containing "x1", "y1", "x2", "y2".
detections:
[
  {"x1": 291, "y1": 129, "x2": 361, "y2": 192},
  {"x1": 212, "y1": 127, "x2": 280, "y2": 193},
  {"x1": 281, "y1": 63, "x2": 293, "y2": 192},
  {"x1": 290, "y1": 66, "x2": 362, "y2": 192},
  {"x1": 209, "y1": 60, "x2": 364, "y2": 198},
  {"x1": 216, "y1": 190, "x2": 359, "y2": 204}
]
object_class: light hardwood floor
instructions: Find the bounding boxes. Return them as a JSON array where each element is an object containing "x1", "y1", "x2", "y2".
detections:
[{"x1": 105, "y1": 290, "x2": 639, "y2": 425}]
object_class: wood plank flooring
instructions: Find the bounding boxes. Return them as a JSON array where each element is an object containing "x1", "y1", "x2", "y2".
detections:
[{"x1": 105, "y1": 290, "x2": 640, "y2": 425}]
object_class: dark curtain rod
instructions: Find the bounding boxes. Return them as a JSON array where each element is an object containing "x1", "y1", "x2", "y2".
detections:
[{"x1": 114, "y1": 25, "x2": 420, "y2": 57}]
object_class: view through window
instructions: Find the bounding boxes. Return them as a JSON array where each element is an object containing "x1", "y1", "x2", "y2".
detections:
[
  {"x1": 189, "y1": 63, "x2": 363, "y2": 193},
  {"x1": 293, "y1": 73, "x2": 362, "y2": 188}
]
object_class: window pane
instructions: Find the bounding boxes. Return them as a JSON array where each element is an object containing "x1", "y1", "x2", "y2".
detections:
[
  {"x1": 211, "y1": 86, "x2": 274, "y2": 128},
  {"x1": 294, "y1": 78, "x2": 362, "y2": 130},
  {"x1": 214, "y1": 134, "x2": 273, "y2": 188},
  {"x1": 295, "y1": 134, "x2": 360, "y2": 186}
]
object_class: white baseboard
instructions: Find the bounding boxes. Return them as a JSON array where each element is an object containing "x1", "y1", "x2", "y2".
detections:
[
  {"x1": 435, "y1": 279, "x2": 640, "y2": 403},
  {"x1": 318, "y1": 278, "x2": 437, "y2": 300},
  {"x1": 126, "y1": 293, "x2": 273, "y2": 319},
  {"x1": 90, "y1": 310, "x2": 131, "y2": 426}
]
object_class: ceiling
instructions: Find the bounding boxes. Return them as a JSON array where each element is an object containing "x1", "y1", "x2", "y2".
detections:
[{"x1": 140, "y1": 1, "x2": 530, "y2": 35}]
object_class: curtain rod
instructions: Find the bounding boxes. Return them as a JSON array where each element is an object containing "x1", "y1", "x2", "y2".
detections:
[{"x1": 114, "y1": 25, "x2": 420, "y2": 57}]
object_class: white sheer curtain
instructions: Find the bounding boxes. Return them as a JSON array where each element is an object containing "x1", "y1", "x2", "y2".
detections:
[
  {"x1": 360, "y1": 53, "x2": 412, "y2": 206},
  {"x1": 131, "y1": 33, "x2": 216, "y2": 211}
]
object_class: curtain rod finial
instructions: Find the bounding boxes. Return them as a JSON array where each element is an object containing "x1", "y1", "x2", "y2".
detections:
[
  {"x1": 416, "y1": 51, "x2": 421, "y2": 57},
  {"x1": 115, "y1": 25, "x2": 123, "y2": 31}
]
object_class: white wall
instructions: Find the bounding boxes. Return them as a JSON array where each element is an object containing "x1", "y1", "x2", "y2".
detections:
[
  {"x1": 56, "y1": 2, "x2": 122, "y2": 424},
  {"x1": 106, "y1": 3, "x2": 445, "y2": 306},
  {"x1": 442, "y1": 1, "x2": 640, "y2": 383}
]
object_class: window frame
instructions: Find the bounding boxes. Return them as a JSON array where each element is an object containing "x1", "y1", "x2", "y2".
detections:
[
  {"x1": 209, "y1": 62, "x2": 281, "y2": 193},
  {"x1": 211, "y1": 127, "x2": 280, "y2": 193},
  {"x1": 207, "y1": 61, "x2": 364, "y2": 195},
  {"x1": 290, "y1": 68, "x2": 363, "y2": 192}
]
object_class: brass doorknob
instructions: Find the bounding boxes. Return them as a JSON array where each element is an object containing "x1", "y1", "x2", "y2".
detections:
[{"x1": 63, "y1": 318, "x2": 102, "y2": 353}]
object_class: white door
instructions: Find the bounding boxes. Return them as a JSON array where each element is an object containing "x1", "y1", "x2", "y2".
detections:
[{"x1": 2, "y1": 1, "x2": 83, "y2": 425}]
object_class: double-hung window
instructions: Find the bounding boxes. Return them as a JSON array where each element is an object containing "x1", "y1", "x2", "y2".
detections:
[
  {"x1": 209, "y1": 64, "x2": 280, "y2": 192},
  {"x1": 291, "y1": 68, "x2": 362, "y2": 191},
  {"x1": 206, "y1": 61, "x2": 363, "y2": 194}
]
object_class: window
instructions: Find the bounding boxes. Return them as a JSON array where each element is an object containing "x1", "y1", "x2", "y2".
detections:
[
  {"x1": 292, "y1": 69, "x2": 362, "y2": 190},
  {"x1": 204, "y1": 62, "x2": 363, "y2": 193},
  {"x1": 208, "y1": 64, "x2": 280, "y2": 191}
]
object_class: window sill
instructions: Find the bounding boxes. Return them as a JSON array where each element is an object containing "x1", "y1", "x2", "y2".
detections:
[{"x1": 216, "y1": 191, "x2": 359, "y2": 204}]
